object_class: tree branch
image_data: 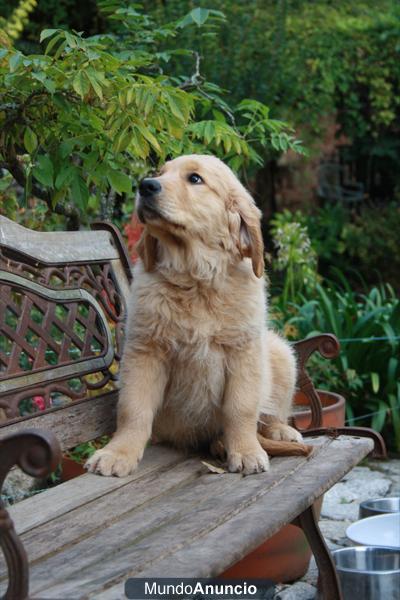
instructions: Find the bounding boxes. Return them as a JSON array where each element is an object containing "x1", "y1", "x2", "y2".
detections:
[{"x1": 179, "y1": 51, "x2": 236, "y2": 126}]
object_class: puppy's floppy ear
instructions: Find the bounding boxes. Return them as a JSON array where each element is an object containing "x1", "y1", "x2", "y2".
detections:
[
  {"x1": 135, "y1": 228, "x2": 158, "y2": 272},
  {"x1": 230, "y1": 185, "x2": 264, "y2": 278}
]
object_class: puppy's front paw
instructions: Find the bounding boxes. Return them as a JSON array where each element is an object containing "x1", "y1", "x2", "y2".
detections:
[
  {"x1": 85, "y1": 447, "x2": 141, "y2": 477},
  {"x1": 266, "y1": 423, "x2": 303, "y2": 443},
  {"x1": 227, "y1": 444, "x2": 269, "y2": 475}
]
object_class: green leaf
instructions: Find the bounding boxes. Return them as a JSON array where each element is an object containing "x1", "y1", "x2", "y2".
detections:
[
  {"x1": 191, "y1": 7, "x2": 210, "y2": 26},
  {"x1": 168, "y1": 96, "x2": 185, "y2": 121},
  {"x1": 204, "y1": 121, "x2": 215, "y2": 144},
  {"x1": 23, "y1": 128, "x2": 38, "y2": 154},
  {"x1": 44, "y1": 32, "x2": 64, "y2": 55},
  {"x1": 388, "y1": 393, "x2": 400, "y2": 451},
  {"x1": 70, "y1": 174, "x2": 89, "y2": 210},
  {"x1": 113, "y1": 128, "x2": 131, "y2": 153},
  {"x1": 212, "y1": 109, "x2": 226, "y2": 123},
  {"x1": 33, "y1": 155, "x2": 54, "y2": 188},
  {"x1": 55, "y1": 166, "x2": 76, "y2": 189},
  {"x1": 40, "y1": 29, "x2": 60, "y2": 42},
  {"x1": 85, "y1": 68, "x2": 103, "y2": 100},
  {"x1": 371, "y1": 372, "x2": 380, "y2": 394},
  {"x1": 72, "y1": 72, "x2": 90, "y2": 99},
  {"x1": 59, "y1": 140, "x2": 74, "y2": 158},
  {"x1": 136, "y1": 125, "x2": 161, "y2": 152},
  {"x1": 177, "y1": 7, "x2": 210, "y2": 28},
  {"x1": 107, "y1": 170, "x2": 131, "y2": 194},
  {"x1": 371, "y1": 401, "x2": 388, "y2": 432},
  {"x1": 9, "y1": 52, "x2": 22, "y2": 72}
]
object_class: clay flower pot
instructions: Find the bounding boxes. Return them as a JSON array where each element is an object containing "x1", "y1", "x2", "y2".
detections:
[
  {"x1": 61, "y1": 456, "x2": 86, "y2": 482},
  {"x1": 221, "y1": 389, "x2": 345, "y2": 583},
  {"x1": 293, "y1": 389, "x2": 345, "y2": 431}
]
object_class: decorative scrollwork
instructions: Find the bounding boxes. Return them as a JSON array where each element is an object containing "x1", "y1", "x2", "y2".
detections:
[
  {"x1": 0, "y1": 430, "x2": 61, "y2": 600},
  {"x1": 293, "y1": 334, "x2": 341, "y2": 430}
]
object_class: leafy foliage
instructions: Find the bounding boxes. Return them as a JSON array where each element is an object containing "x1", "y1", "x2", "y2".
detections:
[
  {"x1": 148, "y1": 0, "x2": 400, "y2": 199},
  {"x1": 269, "y1": 213, "x2": 400, "y2": 451},
  {"x1": 0, "y1": 4, "x2": 303, "y2": 228},
  {"x1": 284, "y1": 203, "x2": 400, "y2": 289},
  {"x1": 287, "y1": 283, "x2": 400, "y2": 450}
]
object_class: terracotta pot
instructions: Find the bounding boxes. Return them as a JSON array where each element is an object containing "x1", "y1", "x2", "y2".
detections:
[
  {"x1": 61, "y1": 456, "x2": 86, "y2": 482},
  {"x1": 220, "y1": 389, "x2": 345, "y2": 583},
  {"x1": 293, "y1": 389, "x2": 346, "y2": 431}
]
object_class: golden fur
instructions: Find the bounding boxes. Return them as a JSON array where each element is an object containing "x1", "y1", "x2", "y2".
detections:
[{"x1": 86, "y1": 155, "x2": 302, "y2": 477}]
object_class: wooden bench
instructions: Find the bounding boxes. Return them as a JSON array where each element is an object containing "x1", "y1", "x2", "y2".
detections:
[{"x1": 0, "y1": 216, "x2": 385, "y2": 600}]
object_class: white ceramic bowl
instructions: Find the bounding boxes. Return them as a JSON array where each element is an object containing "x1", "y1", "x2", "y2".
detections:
[{"x1": 347, "y1": 513, "x2": 400, "y2": 549}]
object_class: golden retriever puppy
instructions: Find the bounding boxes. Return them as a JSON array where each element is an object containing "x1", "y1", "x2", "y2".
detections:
[{"x1": 86, "y1": 155, "x2": 302, "y2": 477}]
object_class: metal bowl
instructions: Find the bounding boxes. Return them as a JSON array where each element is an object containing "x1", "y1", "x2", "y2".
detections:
[
  {"x1": 359, "y1": 497, "x2": 400, "y2": 519},
  {"x1": 347, "y1": 513, "x2": 400, "y2": 549},
  {"x1": 332, "y1": 546, "x2": 400, "y2": 600}
]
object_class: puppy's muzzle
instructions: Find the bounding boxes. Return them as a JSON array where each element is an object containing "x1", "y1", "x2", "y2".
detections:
[{"x1": 138, "y1": 178, "x2": 162, "y2": 222}]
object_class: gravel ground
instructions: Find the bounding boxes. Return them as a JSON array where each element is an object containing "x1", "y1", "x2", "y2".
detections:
[{"x1": 273, "y1": 458, "x2": 400, "y2": 599}]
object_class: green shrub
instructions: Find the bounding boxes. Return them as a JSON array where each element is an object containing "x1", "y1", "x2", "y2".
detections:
[
  {"x1": 275, "y1": 282, "x2": 400, "y2": 451},
  {"x1": 274, "y1": 203, "x2": 400, "y2": 290},
  {"x1": 341, "y1": 203, "x2": 400, "y2": 285}
]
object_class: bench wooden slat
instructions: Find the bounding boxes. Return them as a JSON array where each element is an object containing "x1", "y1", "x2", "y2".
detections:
[
  {"x1": 0, "y1": 392, "x2": 118, "y2": 450},
  {"x1": 2, "y1": 435, "x2": 372, "y2": 599},
  {"x1": 138, "y1": 435, "x2": 373, "y2": 578},
  {"x1": 0, "y1": 216, "x2": 120, "y2": 264},
  {"x1": 7, "y1": 445, "x2": 184, "y2": 536},
  {"x1": 6, "y1": 456, "x2": 210, "y2": 584}
]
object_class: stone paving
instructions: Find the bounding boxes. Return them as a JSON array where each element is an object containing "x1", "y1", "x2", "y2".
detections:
[{"x1": 273, "y1": 458, "x2": 400, "y2": 599}]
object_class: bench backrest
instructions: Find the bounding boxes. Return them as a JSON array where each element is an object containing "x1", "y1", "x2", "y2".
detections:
[{"x1": 0, "y1": 216, "x2": 132, "y2": 450}]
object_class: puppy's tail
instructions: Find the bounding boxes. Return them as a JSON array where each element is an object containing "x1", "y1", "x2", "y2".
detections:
[{"x1": 257, "y1": 433, "x2": 312, "y2": 457}]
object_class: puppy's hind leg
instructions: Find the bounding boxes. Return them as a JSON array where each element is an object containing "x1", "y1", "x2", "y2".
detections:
[{"x1": 263, "y1": 330, "x2": 303, "y2": 443}]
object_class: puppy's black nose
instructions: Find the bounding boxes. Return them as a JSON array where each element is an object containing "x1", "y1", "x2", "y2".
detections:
[{"x1": 139, "y1": 178, "x2": 161, "y2": 197}]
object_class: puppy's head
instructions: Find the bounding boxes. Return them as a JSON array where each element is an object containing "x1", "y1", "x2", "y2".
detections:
[{"x1": 136, "y1": 155, "x2": 264, "y2": 278}]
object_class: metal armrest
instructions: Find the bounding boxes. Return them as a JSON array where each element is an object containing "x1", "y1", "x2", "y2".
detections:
[
  {"x1": 293, "y1": 334, "x2": 340, "y2": 430},
  {"x1": 293, "y1": 335, "x2": 387, "y2": 458},
  {"x1": 0, "y1": 429, "x2": 61, "y2": 600}
]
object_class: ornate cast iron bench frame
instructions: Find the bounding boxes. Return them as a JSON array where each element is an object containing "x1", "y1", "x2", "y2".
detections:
[{"x1": 0, "y1": 216, "x2": 385, "y2": 600}]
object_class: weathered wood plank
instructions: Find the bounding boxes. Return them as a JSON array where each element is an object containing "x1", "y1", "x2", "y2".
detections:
[
  {"x1": 24, "y1": 441, "x2": 323, "y2": 597},
  {"x1": 7, "y1": 444, "x2": 184, "y2": 536},
  {"x1": 138, "y1": 436, "x2": 374, "y2": 577},
  {"x1": 26, "y1": 436, "x2": 372, "y2": 599},
  {"x1": 0, "y1": 215, "x2": 119, "y2": 263},
  {"x1": 0, "y1": 392, "x2": 118, "y2": 450},
  {"x1": 6, "y1": 456, "x2": 203, "y2": 577}
]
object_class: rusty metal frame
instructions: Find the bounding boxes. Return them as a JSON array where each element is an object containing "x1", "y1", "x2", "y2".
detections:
[
  {"x1": 302, "y1": 426, "x2": 387, "y2": 459},
  {"x1": 290, "y1": 333, "x2": 387, "y2": 598},
  {"x1": 293, "y1": 504, "x2": 343, "y2": 600},
  {"x1": 91, "y1": 221, "x2": 133, "y2": 283},
  {"x1": 0, "y1": 230, "x2": 129, "y2": 420},
  {"x1": 0, "y1": 270, "x2": 115, "y2": 396},
  {"x1": 0, "y1": 430, "x2": 61, "y2": 600},
  {"x1": 292, "y1": 333, "x2": 341, "y2": 429}
]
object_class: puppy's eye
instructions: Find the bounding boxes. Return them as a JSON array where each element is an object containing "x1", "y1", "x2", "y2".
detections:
[{"x1": 188, "y1": 173, "x2": 203, "y2": 185}]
